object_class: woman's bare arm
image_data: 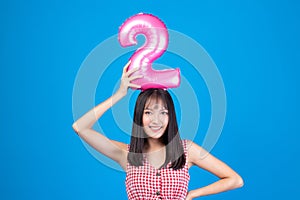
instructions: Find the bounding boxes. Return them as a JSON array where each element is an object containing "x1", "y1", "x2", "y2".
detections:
[
  {"x1": 72, "y1": 61, "x2": 142, "y2": 169},
  {"x1": 186, "y1": 141, "x2": 244, "y2": 199}
]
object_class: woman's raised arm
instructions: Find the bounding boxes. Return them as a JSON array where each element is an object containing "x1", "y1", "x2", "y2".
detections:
[{"x1": 72, "y1": 61, "x2": 142, "y2": 169}]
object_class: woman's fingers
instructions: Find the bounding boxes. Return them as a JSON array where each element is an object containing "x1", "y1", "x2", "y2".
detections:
[
  {"x1": 128, "y1": 83, "x2": 141, "y2": 89},
  {"x1": 125, "y1": 66, "x2": 140, "y2": 77},
  {"x1": 128, "y1": 75, "x2": 143, "y2": 81},
  {"x1": 120, "y1": 61, "x2": 142, "y2": 91},
  {"x1": 122, "y1": 60, "x2": 131, "y2": 75}
]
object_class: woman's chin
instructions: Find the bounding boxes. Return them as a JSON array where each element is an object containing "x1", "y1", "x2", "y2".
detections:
[{"x1": 146, "y1": 131, "x2": 164, "y2": 139}]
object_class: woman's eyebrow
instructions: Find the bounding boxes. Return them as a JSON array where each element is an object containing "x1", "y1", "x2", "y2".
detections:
[{"x1": 144, "y1": 107, "x2": 168, "y2": 110}]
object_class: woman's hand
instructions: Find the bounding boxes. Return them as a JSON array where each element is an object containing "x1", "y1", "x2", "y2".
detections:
[
  {"x1": 186, "y1": 191, "x2": 196, "y2": 200},
  {"x1": 117, "y1": 60, "x2": 143, "y2": 97}
]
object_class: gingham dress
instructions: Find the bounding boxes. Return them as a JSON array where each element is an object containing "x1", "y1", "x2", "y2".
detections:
[{"x1": 125, "y1": 140, "x2": 190, "y2": 200}]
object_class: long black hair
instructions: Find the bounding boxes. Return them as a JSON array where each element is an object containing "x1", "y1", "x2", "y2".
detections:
[{"x1": 127, "y1": 89, "x2": 186, "y2": 170}]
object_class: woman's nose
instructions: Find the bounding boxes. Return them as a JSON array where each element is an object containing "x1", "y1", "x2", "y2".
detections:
[{"x1": 150, "y1": 112, "x2": 160, "y2": 122}]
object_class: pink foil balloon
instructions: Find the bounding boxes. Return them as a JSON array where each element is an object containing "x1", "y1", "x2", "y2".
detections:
[{"x1": 118, "y1": 13, "x2": 180, "y2": 90}]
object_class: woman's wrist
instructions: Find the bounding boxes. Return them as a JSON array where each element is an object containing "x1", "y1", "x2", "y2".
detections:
[
  {"x1": 187, "y1": 190, "x2": 198, "y2": 199},
  {"x1": 115, "y1": 88, "x2": 127, "y2": 98}
]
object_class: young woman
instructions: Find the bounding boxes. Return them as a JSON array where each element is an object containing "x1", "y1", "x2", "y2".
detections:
[{"x1": 72, "y1": 61, "x2": 244, "y2": 199}]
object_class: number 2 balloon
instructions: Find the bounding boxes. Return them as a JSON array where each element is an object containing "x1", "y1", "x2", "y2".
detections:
[{"x1": 118, "y1": 13, "x2": 180, "y2": 90}]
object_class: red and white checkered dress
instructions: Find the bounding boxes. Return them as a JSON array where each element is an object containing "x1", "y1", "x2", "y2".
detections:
[{"x1": 125, "y1": 140, "x2": 190, "y2": 200}]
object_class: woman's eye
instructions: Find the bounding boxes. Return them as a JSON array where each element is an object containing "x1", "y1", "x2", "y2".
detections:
[
  {"x1": 161, "y1": 111, "x2": 168, "y2": 115},
  {"x1": 144, "y1": 111, "x2": 152, "y2": 115}
]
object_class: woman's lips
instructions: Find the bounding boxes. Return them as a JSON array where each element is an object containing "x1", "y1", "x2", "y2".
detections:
[{"x1": 149, "y1": 126, "x2": 162, "y2": 132}]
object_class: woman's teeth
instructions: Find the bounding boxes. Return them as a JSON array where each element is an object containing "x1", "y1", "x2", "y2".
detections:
[{"x1": 150, "y1": 126, "x2": 161, "y2": 130}]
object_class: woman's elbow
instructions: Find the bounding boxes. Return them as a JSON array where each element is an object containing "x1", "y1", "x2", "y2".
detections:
[
  {"x1": 234, "y1": 174, "x2": 244, "y2": 188},
  {"x1": 72, "y1": 122, "x2": 90, "y2": 136},
  {"x1": 72, "y1": 122, "x2": 80, "y2": 134}
]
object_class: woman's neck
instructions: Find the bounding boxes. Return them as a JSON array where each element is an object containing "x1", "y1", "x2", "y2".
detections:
[{"x1": 145, "y1": 138, "x2": 165, "y2": 153}]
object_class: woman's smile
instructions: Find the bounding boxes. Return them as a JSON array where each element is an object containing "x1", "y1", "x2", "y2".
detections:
[
  {"x1": 143, "y1": 101, "x2": 169, "y2": 139},
  {"x1": 149, "y1": 125, "x2": 162, "y2": 131}
]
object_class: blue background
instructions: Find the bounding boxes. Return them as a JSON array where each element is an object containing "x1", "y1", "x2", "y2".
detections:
[{"x1": 1, "y1": 0, "x2": 299, "y2": 199}]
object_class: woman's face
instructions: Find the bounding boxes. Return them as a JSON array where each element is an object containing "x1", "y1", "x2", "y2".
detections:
[{"x1": 142, "y1": 99, "x2": 169, "y2": 139}]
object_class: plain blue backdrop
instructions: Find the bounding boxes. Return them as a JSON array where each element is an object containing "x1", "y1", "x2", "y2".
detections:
[{"x1": 1, "y1": 0, "x2": 299, "y2": 199}]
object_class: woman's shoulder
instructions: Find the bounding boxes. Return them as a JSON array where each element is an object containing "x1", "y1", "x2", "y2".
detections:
[
  {"x1": 181, "y1": 139, "x2": 193, "y2": 148},
  {"x1": 181, "y1": 139, "x2": 193, "y2": 156},
  {"x1": 183, "y1": 140, "x2": 212, "y2": 162},
  {"x1": 181, "y1": 139, "x2": 204, "y2": 148},
  {"x1": 181, "y1": 139, "x2": 208, "y2": 157}
]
